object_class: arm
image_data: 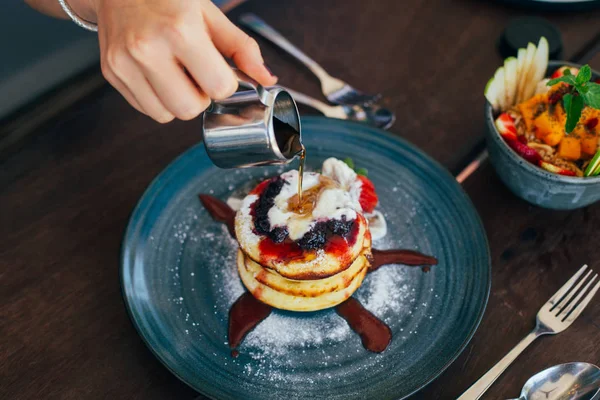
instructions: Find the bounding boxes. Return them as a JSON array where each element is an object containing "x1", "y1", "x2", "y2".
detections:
[{"x1": 23, "y1": 0, "x2": 276, "y2": 123}]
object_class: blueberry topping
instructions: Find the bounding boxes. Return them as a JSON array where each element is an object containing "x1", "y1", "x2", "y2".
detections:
[
  {"x1": 296, "y1": 217, "x2": 356, "y2": 251},
  {"x1": 268, "y1": 226, "x2": 289, "y2": 243},
  {"x1": 251, "y1": 176, "x2": 357, "y2": 251},
  {"x1": 328, "y1": 216, "x2": 354, "y2": 237},
  {"x1": 252, "y1": 177, "x2": 287, "y2": 236},
  {"x1": 297, "y1": 223, "x2": 327, "y2": 250}
]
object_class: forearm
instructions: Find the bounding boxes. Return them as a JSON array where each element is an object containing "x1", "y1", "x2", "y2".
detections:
[{"x1": 24, "y1": 0, "x2": 96, "y2": 22}]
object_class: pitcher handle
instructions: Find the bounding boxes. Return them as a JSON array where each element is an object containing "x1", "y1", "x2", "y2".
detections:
[{"x1": 232, "y1": 68, "x2": 275, "y2": 106}]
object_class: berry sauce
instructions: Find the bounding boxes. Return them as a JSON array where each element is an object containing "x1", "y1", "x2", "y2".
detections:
[{"x1": 258, "y1": 238, "x2": 304, "y2": 261}]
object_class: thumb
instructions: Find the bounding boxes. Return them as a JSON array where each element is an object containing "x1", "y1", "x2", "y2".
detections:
[{"x1": 203, "y1": 3, "x2": 277, "y2": 87}]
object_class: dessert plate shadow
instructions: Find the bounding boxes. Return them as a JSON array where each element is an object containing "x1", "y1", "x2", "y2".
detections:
[{"x1": 121, "y1": 117, "x2": 491, "y2": 400}]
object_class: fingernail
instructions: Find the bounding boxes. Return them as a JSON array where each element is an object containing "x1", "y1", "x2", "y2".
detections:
[{"x1": 264, "y1": 63, "x2": 275, "y2": 77}]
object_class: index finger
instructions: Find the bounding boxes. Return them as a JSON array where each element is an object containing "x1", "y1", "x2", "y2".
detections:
[{"x1": 202, "y1": 2, "x2": 277, "y2": 87}]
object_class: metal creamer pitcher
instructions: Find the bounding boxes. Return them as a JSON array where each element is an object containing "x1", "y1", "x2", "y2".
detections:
[{"x1": 202, "y1": 69, "x2": 302, "y2": 168}]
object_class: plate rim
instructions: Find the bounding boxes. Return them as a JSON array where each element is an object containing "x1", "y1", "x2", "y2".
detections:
[{"x1": 120, "y1": 116, "x2": 492, "y2": 399}]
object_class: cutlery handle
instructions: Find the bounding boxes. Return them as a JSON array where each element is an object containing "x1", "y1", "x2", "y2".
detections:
[
  {"x1": 239, "y1": 13, "x2": 331, "y2": 82},
  {"x1": 284, "y1": 88, "x2": 332, "y2": 115},
  {"x1": 457, "y1": 332, "x2": 539, "y2": 400}
]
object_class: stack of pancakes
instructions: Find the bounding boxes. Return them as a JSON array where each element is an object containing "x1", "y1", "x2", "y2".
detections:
[
  {"x1": 234, "y1": 162, "x2": 373, "y2": 312},
  {"x1": 236, "y1": 230, "x2": 372, "y2": 312}
]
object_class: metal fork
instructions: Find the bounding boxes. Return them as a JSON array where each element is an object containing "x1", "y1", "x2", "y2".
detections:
[
  {"x1": 239, "y1": 13, "x2": 381, "y2": 106},
  {"x1": 284, "y1": 88, "x2": 395, "y2": 129},
  {"x1": 458, "y1": 265, "x2": 600, "y2": 400}
]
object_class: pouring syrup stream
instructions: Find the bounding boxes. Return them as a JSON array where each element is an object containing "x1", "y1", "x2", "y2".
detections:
[{"x1": 297, "y1": 146, "x2": 306, "y2": 204}]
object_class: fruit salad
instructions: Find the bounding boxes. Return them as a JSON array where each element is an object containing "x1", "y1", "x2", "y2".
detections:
[{"x1": 485, "y1": 38, "x2": 600, "y2": 177}]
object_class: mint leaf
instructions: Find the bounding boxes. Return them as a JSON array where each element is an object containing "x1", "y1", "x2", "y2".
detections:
[
  {"x1": 547, "y1": 75, "x2": 577, "y2": 87},
  {"x1": 576, "y1": 65, "x2": 592, "y2": 86},
  {"x1": 563, "y1": 68, "x2": 572, "y2": 76},
  {"x1": 581, "y1": 82, "x2": 600, "y2": 109},
  {"x1": 343, "y1": 157, "x2": 354, "y2": 169},
  {"x1": 355, "y1": 167, "x2": 368, "y2": 176},
  {"x1": 563, "y1": 94, "x2": 584, "y2": 133}
]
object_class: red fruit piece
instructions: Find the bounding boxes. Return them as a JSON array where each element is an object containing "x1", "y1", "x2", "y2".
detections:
[
  {"x1": 495, "y1": 113, "x2": 518, "y2": 141},
  {"x1": 538, "y1": 161, "x2": 577, "y2": 176},
  {"x1": 357, "y1": 175, "x2": 378, "y2": 213},
  {"x1": 550, "y1": 66, "x2": 579, "y2": 79},
  {"x1": 250, "y1": 179, "x2": 272, "y2": 195},
  {"x1": 595, "y1": 78, "x2": 600, "y2": 84},
  {"x1": 586, "y1": 118, "x2": 598, "y2": 130},
  {"x1": 548, "y1": 91, "x2": 564, "y2": 104},
  {"x1": 505, "y1": 138, "x2": 542, "y2": 165}
]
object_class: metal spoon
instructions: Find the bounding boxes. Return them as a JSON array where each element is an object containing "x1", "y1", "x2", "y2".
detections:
[
  {"x1": 284, "y1": 88, "x2": 395, "y2": 130},
  {"x1": 509, "y1": 362, "x2": 600, "y2": 400}
]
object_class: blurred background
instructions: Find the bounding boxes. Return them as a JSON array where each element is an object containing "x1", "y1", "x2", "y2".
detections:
[{"x1": 0, "y1": 2, "x2": 99, "y2": 119}]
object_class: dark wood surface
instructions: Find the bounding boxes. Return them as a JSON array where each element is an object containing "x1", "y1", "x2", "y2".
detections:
[{"x1": 2, "y1": 1, "x2": 600, "y2": 399}]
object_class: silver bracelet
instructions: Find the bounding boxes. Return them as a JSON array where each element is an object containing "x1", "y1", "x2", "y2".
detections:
[{"x1": 57, "y1": 0, "x2": 98, "y2": 32}]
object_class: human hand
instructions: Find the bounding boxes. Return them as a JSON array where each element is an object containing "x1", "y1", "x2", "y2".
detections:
[{"x1": 88, "y1": 0, "x2": 277, "y2": 123}]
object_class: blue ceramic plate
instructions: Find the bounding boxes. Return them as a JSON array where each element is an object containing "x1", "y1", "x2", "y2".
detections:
[{"x1": 121, "y1": 117, "x2": 491, "y2": 400}]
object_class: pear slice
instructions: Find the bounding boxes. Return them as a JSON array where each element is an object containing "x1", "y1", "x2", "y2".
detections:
[
  {"x1": 517, "y1": 42, "x2": 536, "y2": 104},
  {"x1": 484, "y1": 76, "x2": 499, "y2": 111},
  {"x1": 504, "y1": 57, "x2": 518, "y2": 108},
  {"x1": 515, "y1": 48, "x2": 527, "y2": 103},
  {"x1": 494, "y1": 66, "x2": 506, "y2": 111},
  {"x1": 526, "y1": 37, "x2": 549, "y2": 100}
]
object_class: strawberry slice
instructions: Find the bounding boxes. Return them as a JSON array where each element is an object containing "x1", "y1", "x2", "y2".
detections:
[
  {"x1": 539, "y1": 161, "x2": 577, "y2": 176},
  {"x1": 505, "y1": 138, "x2": 541, "y2": 165},
  {"x1": 357, "y1": 175, "x2": 378, "y2": 213},
  {"x1": 550, "y1": 66, "x2": 579, "y2": 79},
  {"x1": 495, "y1": 113, "x2": 518, "y2": 141}
]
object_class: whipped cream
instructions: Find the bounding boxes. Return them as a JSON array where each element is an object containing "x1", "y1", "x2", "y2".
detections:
[
  {"x1": 236, "y1": 157, "x2": 387, "y2": 243},
  {"x1": 265, "y1": 167, "x2": 360, "y2": 240}
]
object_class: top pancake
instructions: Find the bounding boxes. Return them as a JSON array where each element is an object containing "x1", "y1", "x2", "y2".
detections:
[{"x1": 234, "y1": 159, "x2": 371, "y2": 280}]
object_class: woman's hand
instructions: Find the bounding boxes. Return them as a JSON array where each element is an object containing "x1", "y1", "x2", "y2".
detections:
[{"x1": 91, "y1": 0, "x2": 277, "y2": 123}]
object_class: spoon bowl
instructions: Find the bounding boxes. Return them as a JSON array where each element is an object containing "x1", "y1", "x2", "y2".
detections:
[{"x1": 513, "y1": 362, "x2": 600, "y2": 400}]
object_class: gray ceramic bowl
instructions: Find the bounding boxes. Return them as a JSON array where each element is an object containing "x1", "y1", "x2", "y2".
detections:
[{"x1": 485, "y1": 61, "x2": 600, "y2": 210}]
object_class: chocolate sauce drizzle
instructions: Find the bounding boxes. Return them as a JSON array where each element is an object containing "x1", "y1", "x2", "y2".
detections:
[
  {"x1": 370, "y1": 249, "x2": 438, "y2": 272},
  {"x1": 228, "y1": 292, "x2": 272, "y2": 357},
  {"x1": 335, "y1": 297, "x2": 392, "y2": 353},
  {"x1": 199, "y1": 194, "x2": 438, "y2": 355},
  {"x1": 198, "y1": 195, "x2": 236, "y2": 237}
]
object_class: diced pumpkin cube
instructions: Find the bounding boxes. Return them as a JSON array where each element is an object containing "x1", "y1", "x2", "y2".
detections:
[
  {"x1": 581, "y1": 134, "x2": 599, "y2": 157},
  {"x1": 534, "y1": 111, "x2": 564, "y2": 146},
  {"x1": 554, "y1": 103, "x2": 567, "y2": 128},
  {"x1": 581, "y1": 108, "x2": 600, "y2": 125},
  {"x1": 517, "y1": 94, "x2": 547, "y2": 132},
  {"x1": 582, "y1": 109, "x2": 599, "y2": 133},
  {"x1": 558, "y1": 136, "x2": 581, "y2": 160}
]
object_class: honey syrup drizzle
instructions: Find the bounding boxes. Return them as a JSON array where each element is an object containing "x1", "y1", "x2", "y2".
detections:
[{"x1": 297, "y1": 146, "x2": 306, "y2": 205}]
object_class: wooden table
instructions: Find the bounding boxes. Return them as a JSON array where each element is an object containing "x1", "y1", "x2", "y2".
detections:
[{"x1": 2, "y1": 1, "x2": 600, "y2": 399}]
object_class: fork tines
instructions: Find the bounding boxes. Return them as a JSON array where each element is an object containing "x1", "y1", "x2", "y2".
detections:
[{"x1": 547, "y1": 265, "x2": 599, "y2": 323}]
